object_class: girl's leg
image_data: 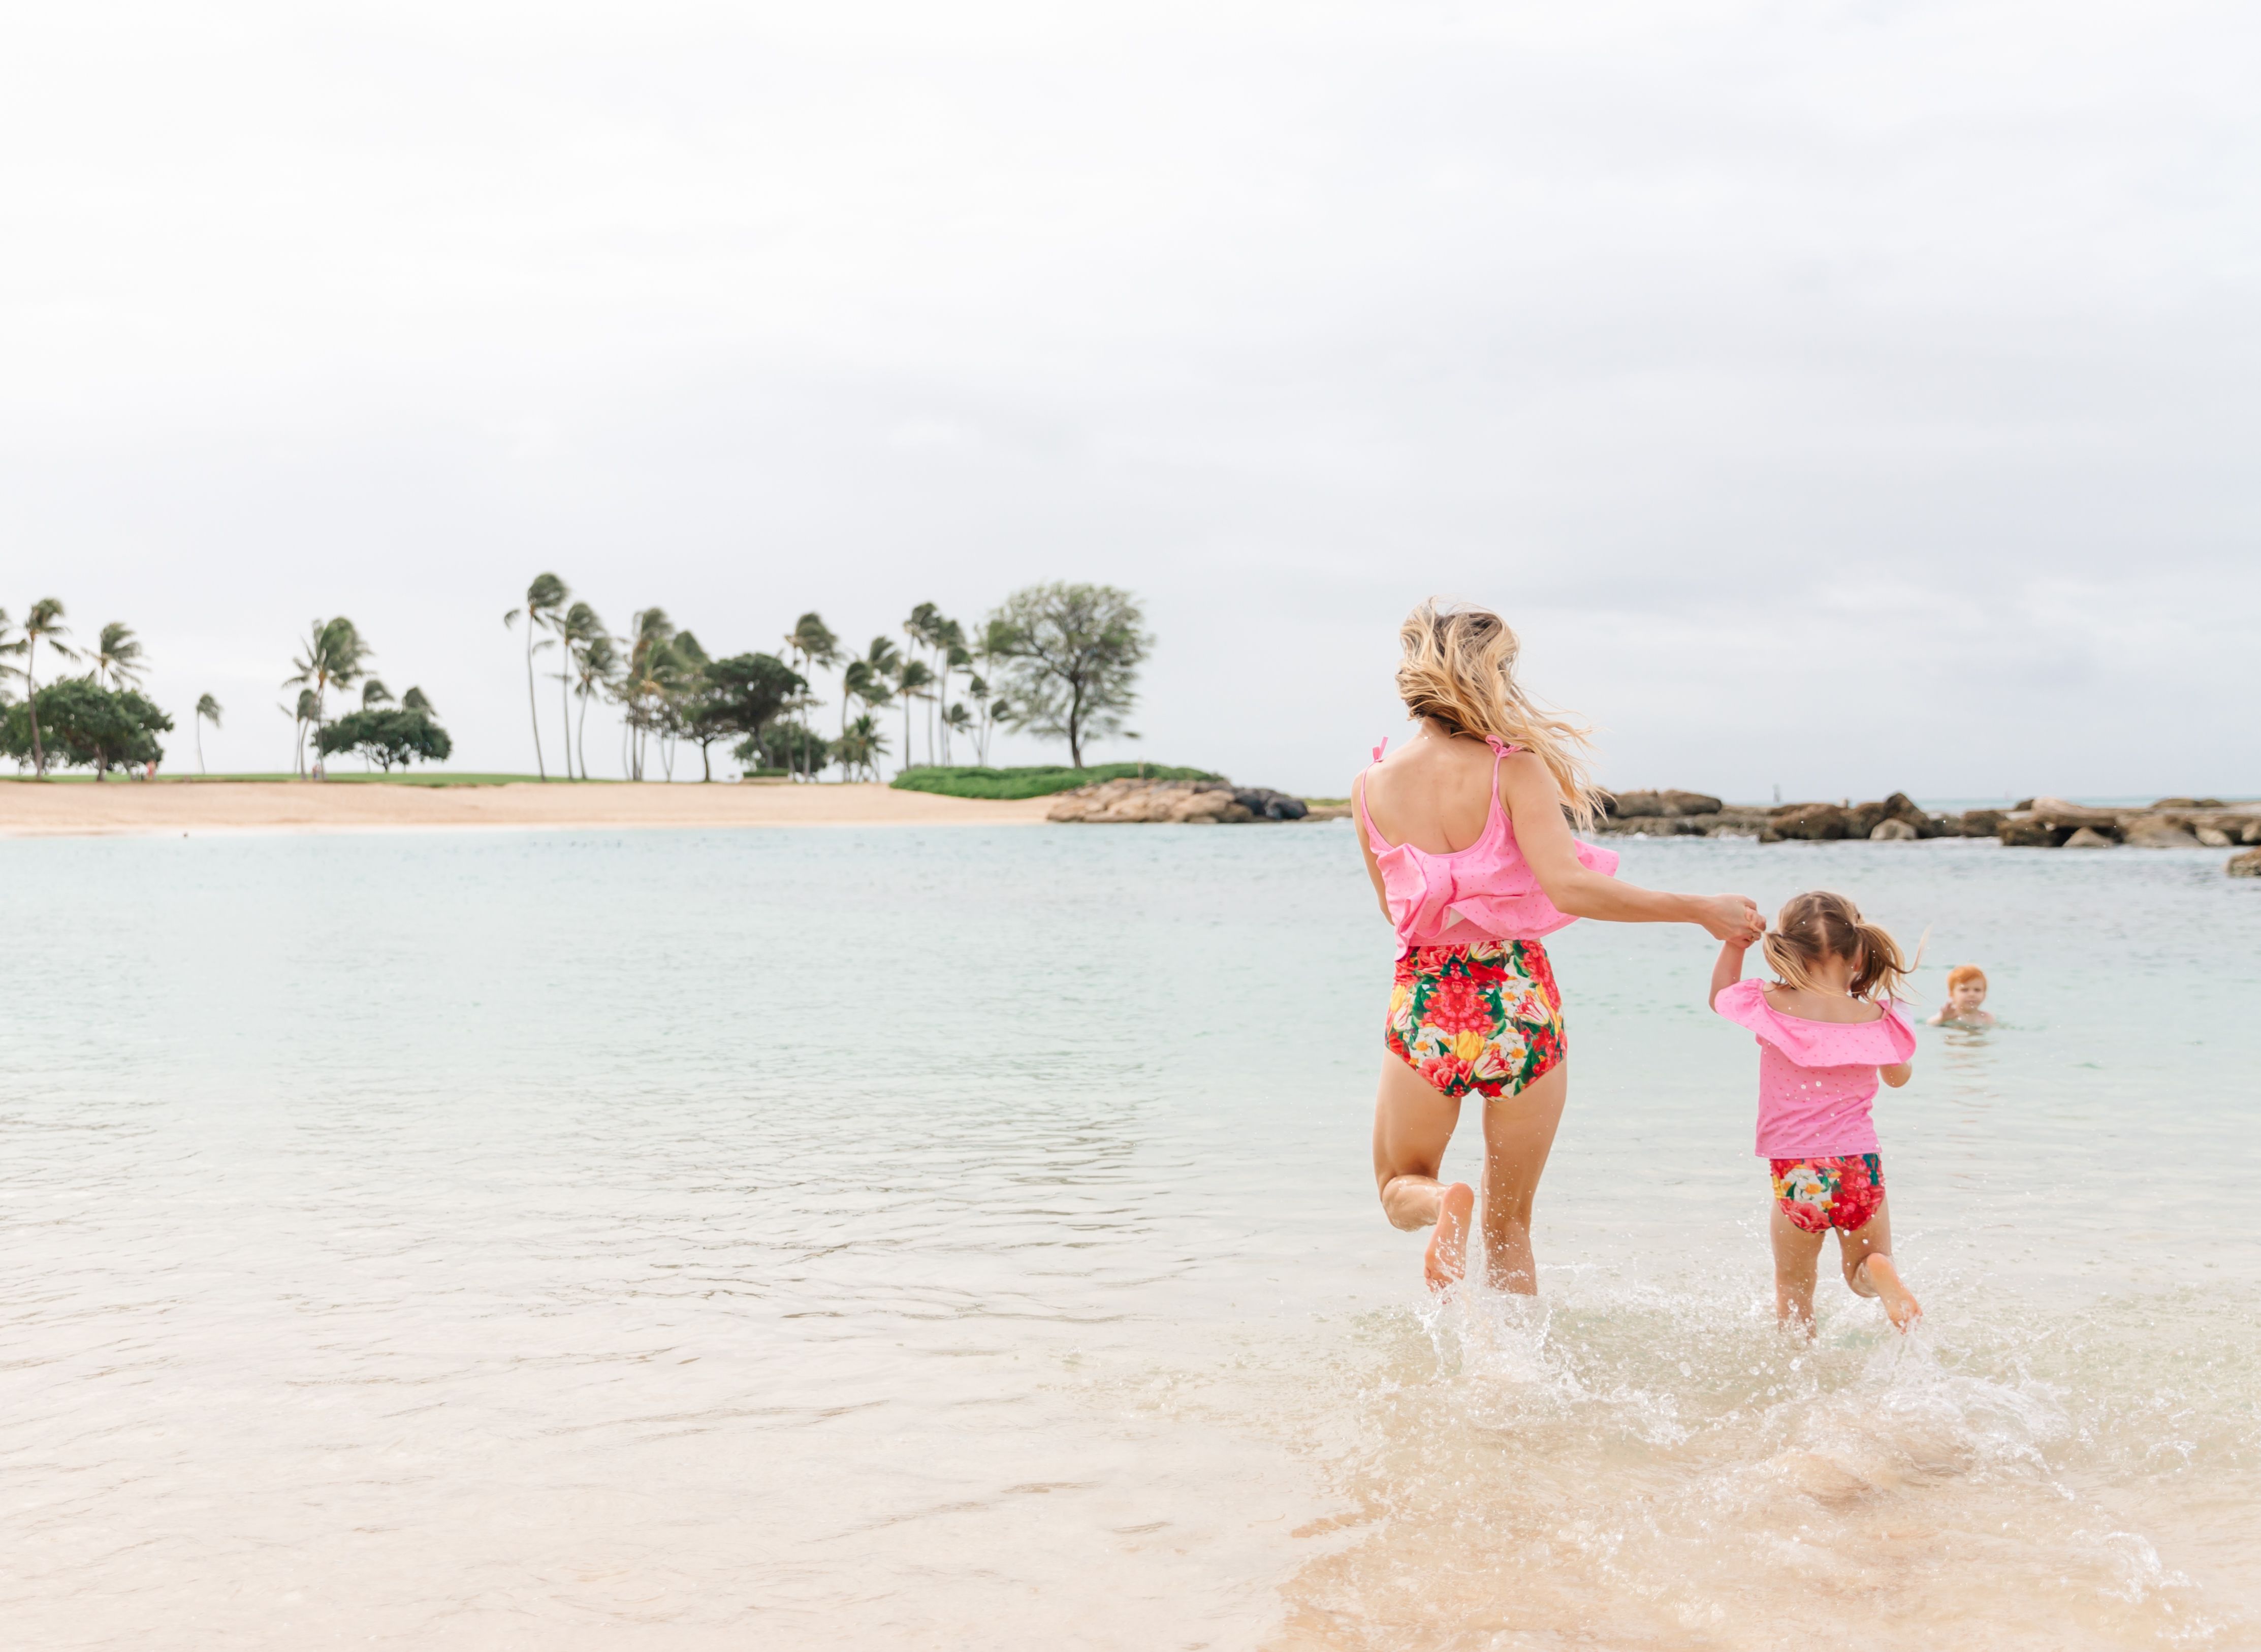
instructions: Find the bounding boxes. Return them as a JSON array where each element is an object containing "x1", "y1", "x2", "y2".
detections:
[
  {"x1": 1770, "y1": 1202, "x2": 1827, "y2": 1332},
  {"x1": 1373, "y1": 1055, "x2": 1471, "y2": 1288},
  {"x1": 1837, "y1": 1197, "x2": 1922, "y2": 1330},
  {"x1": 1478, "y1": 1061, "x2": 1569, "y2": 1295}
]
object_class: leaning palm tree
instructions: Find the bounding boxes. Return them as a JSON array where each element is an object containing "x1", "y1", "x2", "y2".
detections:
[
  {"x1": 283, "y1": 617, "x2": 370, "y2": 777},
  {"x1": 936, "y1": 623, "x2": 970, "y2": 763},
  {"x1": 4, "y1": 598, "x2": 76, "y2": 775},
  {"x1": 401, "y1": 685, "x2": 435, "y2": 715},
  {"x1": 91, "y1": 621, "x2": 147, "y2": 689},
  {"x1": 555, "y1": 601, "x2": 606, "y2": 779},
  {"x1": 503, "y1": 573, "x2": 568, "y2": 780},
  {"x1": 568, "y1": 628, "x2": 619, "y2": 782},
  {"x1": 194, "y1": 693, "x2": 222, "y2": 773},
  {"x1": 894, "y1": 657, "x2": 934, "y2": 775},
  {"x1": 902, "y1": 602, "x2": 942, "y2": 764},
  {"x1": 361, "y1": 678, "x2": 394, "y2": 708},
  {"x1": 285, "y1": 687, "x2": 321, "y2": 774},
  {"x1": 783, "y1": 612, "x2": 840, "y2": 780}
]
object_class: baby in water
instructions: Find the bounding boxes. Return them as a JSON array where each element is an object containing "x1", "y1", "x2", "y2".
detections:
[{"x1": 1928, "y1": 964, "x2": 1995, "y2": 1027}]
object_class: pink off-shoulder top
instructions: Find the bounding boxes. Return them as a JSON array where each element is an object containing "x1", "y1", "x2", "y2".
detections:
[{"x1": 1713, "y1": 977, "x2": 1917, "y2": 1158}]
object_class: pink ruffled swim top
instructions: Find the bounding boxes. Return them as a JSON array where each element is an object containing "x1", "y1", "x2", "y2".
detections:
[
  {"x1": 1714, "y1": 977, "x2": 1917, "y2": 1158},
  {"x1": 1357, "y1": 735, "x2": 1619, "y2": 949}
]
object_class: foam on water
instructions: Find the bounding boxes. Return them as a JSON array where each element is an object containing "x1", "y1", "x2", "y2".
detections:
[{"x1": 1, "y1": 824, "x2": 2254, "y2": 1647}]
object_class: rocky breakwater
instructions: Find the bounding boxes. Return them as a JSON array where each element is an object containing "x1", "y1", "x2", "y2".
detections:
[
  {"x1": 1593, "y1": 789, "x2": 1774, "y2": 839},
  {"x1": 1045, "y1": 778, "x2": 1313, "y2": 824},
  {"x1": 1991, "y1": 797, "x2": 2261, "y2": 873}
]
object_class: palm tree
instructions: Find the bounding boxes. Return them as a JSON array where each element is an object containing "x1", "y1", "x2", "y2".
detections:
[
  {"x1": 283, "y1": 617, "x2": 369, "y2": 775},
  {"x1": 936, "y1": 621, "x2": 969, "y2": 763},
  {"x1": 783, "y1": 612, "x2": 840, "y2": 780},
  {"x1": 402, "y1": 686, "x2": 435, "y2": 715},
  {"x1": 621, "y1": 608, "x2": 679, "y2": 781},
  {"x1": 503, "y1": 574, "x2": 568, "y2": 780},
  {"x1": 91, "y1": 621, "x2": 146, "y2": 689},
  {"x1": 555, "y1": 600, "x2": 604, "y2": 779},
  {"x1": 569, "y1": 628, "x2": 619, "y2": 782},
  {"x1": 361, "y1": 679, "x2": 394, "y2": 708},
  {"x1": 894, "y1": 658, "x2": 934, "y2": 776},
  {"x1": 835, "y1": 712, "x2": 888, "y2": 781},
  {"x1": 285, "y1": 688, "x2": 321, "y2": 774},
  {"x1": 3, "y1": 598, "x2": 76, "y2": 775},
  {"x1": 902, "y1": 602, "x2": 942, "y2": 764},
  {"x1": 194, "y1": 693, "x2": 222, "y2": 774}
]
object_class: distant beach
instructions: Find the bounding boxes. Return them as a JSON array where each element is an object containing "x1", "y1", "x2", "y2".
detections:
[{"x1": 0, "y1": 778, "x2": 1053, "y2": 837}]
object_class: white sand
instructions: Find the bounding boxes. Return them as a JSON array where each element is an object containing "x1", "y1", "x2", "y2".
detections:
[{"x1": 0, "y1": 779, "x2": 1055, "y2": 838}]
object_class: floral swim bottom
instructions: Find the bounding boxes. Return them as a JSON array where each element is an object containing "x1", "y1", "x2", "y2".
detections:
[
  {"x1": 1769, "y1": 1154, "x2": 1887, "y2": 1234},
  {"x1": 1386, "y1": 940, "x2": 1566, "y2": 1101}
]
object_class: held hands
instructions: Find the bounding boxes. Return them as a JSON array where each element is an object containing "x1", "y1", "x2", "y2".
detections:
[{"x1": 1699, "y1": 894, "x2": 1765, "y2": 945}]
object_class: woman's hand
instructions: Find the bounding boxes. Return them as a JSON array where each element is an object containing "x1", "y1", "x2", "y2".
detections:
[{"x1": 1697, "y1": 894, "x2": 1764, "y2": 943}]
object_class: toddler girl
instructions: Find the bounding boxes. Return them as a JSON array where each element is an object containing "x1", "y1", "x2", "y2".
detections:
[{"x1": 1710, "y1": 891, "x2": 1922, "y2": 1332}]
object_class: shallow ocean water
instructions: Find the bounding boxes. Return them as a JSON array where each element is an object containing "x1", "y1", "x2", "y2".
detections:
[{"x1": 3, "y1": 822, "x2": 2256, "y2": 1648}]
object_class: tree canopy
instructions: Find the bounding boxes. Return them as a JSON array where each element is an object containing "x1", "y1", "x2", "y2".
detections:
[
  {"x1": 1, "y1": 677, "x2": 172, "y2": 775},
  {"x1": 315, "y1": 706, "x2": 452, "y2": 772},
  {"x1": 988, "y1": 583, "x2": 1151, "y2": 767}
]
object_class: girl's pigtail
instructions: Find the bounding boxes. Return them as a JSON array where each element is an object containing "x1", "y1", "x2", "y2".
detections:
[{"x1": 1849, "y1": 916, "x2": 1912, "y2": 1004}]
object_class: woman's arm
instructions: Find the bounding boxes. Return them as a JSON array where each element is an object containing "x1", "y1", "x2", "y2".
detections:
[
  {"x1": 1880, "y1": 1063, "x2": 1913, "y2": 1088},
  {"x1": 1499, "y1": 754, "x2": 1763, "y2": 942},
  {"x1": 1708, "y1": 934, "x2": 1754, "y2": 1008},
  {"x1": 1352, "y1": 773, "x2": 1391, "y2": 921}
]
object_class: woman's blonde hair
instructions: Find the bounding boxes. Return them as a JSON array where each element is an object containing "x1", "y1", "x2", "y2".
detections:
[
  {"x1": 1395, "y1": 597, "x2": 1605, "y2": 829},
  {"x1": 1763, "y1": 891, "x2": 1912, "y2": 1004}
]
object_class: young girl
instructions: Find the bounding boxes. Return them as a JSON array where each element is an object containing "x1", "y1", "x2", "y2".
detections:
[{"x1": 1710, "y1": 892, "x2": 1922, "y2": 1331}]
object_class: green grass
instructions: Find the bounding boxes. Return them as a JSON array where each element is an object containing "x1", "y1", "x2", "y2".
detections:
[{"x1": 890, "y1": 763, "x2": 1226, "y2": 801}]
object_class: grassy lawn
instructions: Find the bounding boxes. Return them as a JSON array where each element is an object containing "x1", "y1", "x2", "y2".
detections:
[{"x1": 891, "y1": 763, "x2": 1225, "y2": 800}]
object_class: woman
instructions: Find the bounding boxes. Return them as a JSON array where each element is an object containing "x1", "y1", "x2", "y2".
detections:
[{"x1": 1354, "y1": 600, "x2": 1763, "y2": 1291}]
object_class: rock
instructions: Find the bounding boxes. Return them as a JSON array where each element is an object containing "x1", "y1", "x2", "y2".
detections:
[
  {"x1": 1869, "y1": 818, "x2": 1919, "y2": 840},
  {"x1": 1996, "y1": 816, "x2": 2063, "y2": 848},
  {"x1": 1606, "y1": 788, "x2": 1723, "y2": 819},
  {"x1": 1768, "y1": 803, "x2": 1851, "y2": 841},
  {"x1": 2122, "y1": 817, "x2": 2202, "y2": 849},
  {"x1": 2062, "y1": 825, "x2": 2115, "y2": 849},
  {"x1": 1047, "y1": 776, "x2": 1301, "y2": 824},
  {"x1": 2013, "y1": 797, "x2": 2036, "y2": 811},
  {"x1": 2228, "y1": 847, "x2": 2261, "y2": 877},
  {"x1": 2246, "y1": 820, "x2": 2261, "y2": 845},
  {"x1": 1956, "y1": 809, "x2": 2004, "y2": 838},
  {"x1": 2196, "y1": 827, "x2": 2234, "y2": 848},
  {"x1": 2153, "y1": 797, "x2": 2225, "y2": 810},
  {"x1": 1231, "y1": 786, "x2": 1308, "y2": 821},
  {"x1": 2026, "y1": 797, "x2": 2123, "y2": 830}
]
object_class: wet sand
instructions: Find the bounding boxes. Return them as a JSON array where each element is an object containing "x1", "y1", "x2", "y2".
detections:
[{"x1": 0, "y1": 779, "x2": 1055, "y2": 837}]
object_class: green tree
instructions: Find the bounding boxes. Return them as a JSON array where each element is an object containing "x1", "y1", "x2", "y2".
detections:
[
  {"x1": 736, "y1": 718, "x2": 830, "y2": 775},
  {"x1": 1, "y1": 598, "x2": 76, "y2": 775},
  {"x1": 568, "y1": 629, "x2": 619, "y2": 782},
  {"x1": 316, "y1": 706, "x2": 452, "y2": 772},
  {"x1": 285, "y1": 688, "x2": 320, "y2": 774},
  {"x1": 283, "y1": 617, "x2": 370, "y2": 777},
  {"x1": 504, "y1": 573, "x2": 568, "y2": 780},
  {"x1": 361, "y1": 678, "x2": 393, "y2": 708},
  {"x1": 834, "y1": 712, "x2": 888, "y2": 781},
  {"x1": 556, "y1": 601, "x2": 607, "y2": 779},
  {"x1": 91, "y1": 622, "x2": 146, "y2": 690},
  {"x1": 782, "y1": 612, "x2": 840, "y2": 780},
  {"x1": 989, "y1": 583, "x2": 1150, "y2": 768},
  {"x1": 0, "y1": 678, "x2": 172, "y2": 777},
  {"x1": 401, "y1": 685, "x2": 435, "y2": 715},
  {"x1": 893, "y1": 657, "x2": 934, "y2": 777},
  {"x1": 194, "y1": 692, "x2": 222, "y2": 774},
  {"x1": 680, "y1": 652, "x2": 804, "y2": 781},
  {"x1": 621, "y1": 608, "x2": 685, "y2": 781}
]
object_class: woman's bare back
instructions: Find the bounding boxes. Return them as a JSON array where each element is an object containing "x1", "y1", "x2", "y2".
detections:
[{"x1": 1356, "y1": 732, "x2": 1510, "y2": 853}]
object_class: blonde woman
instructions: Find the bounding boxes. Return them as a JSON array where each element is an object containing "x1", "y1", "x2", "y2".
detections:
[{"x1": 1354, "y1": 600, "x2": 1764, "y2": 1292}]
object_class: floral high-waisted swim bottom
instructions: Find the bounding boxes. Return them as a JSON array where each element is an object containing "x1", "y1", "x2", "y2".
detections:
[
  {"x1": 1768, "y1": 1154, "x2": 1886, "y2": 1234},
  {"x1": 1386, "y1": 940, "x2": 1566, "y2": 1102}
]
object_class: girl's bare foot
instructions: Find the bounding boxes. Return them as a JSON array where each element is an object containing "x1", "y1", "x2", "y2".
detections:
[
  {"x1": 1859, "y1": 1254, "x2": 1922, "y2": 1330},
  {"x1": 1424, "y1": 1183, "x2": 1476, "y2": 1291}
]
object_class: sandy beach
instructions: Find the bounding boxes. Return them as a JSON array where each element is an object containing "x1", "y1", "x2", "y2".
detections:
[{"x1": 0, "y1": 779, "x2": 1055, "y2": 837}]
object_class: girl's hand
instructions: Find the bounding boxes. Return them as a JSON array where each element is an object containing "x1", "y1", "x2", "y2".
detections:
[{"x1": 1697, "y1": 894, "x2": 1764, "y2": 943}]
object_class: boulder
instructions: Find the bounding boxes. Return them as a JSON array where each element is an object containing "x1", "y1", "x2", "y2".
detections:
[
  {"x1": 2121, "y1": 816, "x2": 2202, "y2": 850},
  {"x1": 2062, "y1": 825, "x2": 2115, "y2": 849},
  {"x1": 1766, "y1": 803, "x2": 1851, "y2": 841},
  {"x1": 1046, "y1": 776, "x2": 1292, "y2": 824},
  {"x1": 2247, "y1": 820, "x2": 2261, "y2": 845},
  {"x1": 2196, "y1": 826, "x2": 2234, "y2": 848},
  {"x1": 2228, "y1": 847, "x2": 2261, "y2": 878},
  {"x1": 1231, "y1": 786, "x2": 1308, "y2": 821},
  {"x1": 1997, "y1": 816, "x2": 2063, "y2": 848},
  {"x1": 1869, "y1": 818, "x2": 1919, "y2": 840},
  {"x1": 2153, "y1": 797, "x2": 2225, "y2": 810},
  {"x1": 1955, "y1": 809, "x2": 2004, "y2": 838},
  {"x1": 1844, "y1": 791, "x2": 1941, "y2": 839},
  {"x1": 1606, "y1": 788, "x2": 1723, "y2": 819}
]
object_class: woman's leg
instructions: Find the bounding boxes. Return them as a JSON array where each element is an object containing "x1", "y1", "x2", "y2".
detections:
[
  {"x1": 1837, "y1": 1197, "x2": 1921, "y2": 1329},
  {"x1": 1771, "y1": 1202, "x2": 1826, "y2": 1331},
  {"x1": 1373, "y1": 1055, "x2": 1473, "y2": 1287},
  {"x1": 1477, "y1": 1062, "x2": 1569, "y2": 1294}
]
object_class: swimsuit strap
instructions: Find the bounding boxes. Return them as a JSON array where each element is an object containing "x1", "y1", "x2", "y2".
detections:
[
  {"x1": 1373, "y1": 737, "x2": 1389, "y2": 761},
  {"x1": 1356, "y1": 739, "x2": 1388, "y2": 848}
]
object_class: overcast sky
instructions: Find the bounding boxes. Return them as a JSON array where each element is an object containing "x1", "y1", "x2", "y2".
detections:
[{"x1": 7, "y1": 2, "x2": 2256, "y2": 798}]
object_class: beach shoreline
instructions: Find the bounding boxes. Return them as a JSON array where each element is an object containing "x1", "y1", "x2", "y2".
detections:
[{"x1": 0, "y1": 779, "x2": 1055, "y2": 838}]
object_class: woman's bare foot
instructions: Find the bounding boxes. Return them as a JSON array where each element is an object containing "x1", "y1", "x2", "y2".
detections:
[
  {"x1": 1424, "y1": 1183, "x2": 1476, "y2": 1291},
  {"x1": 1859, "y1": 1254, "x2": 1922, "y2": 1330}
]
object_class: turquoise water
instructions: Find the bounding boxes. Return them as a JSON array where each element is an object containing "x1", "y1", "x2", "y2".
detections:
[{"x1": 3, "y1": 825, "x2": 2257, "y2": 1647}]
